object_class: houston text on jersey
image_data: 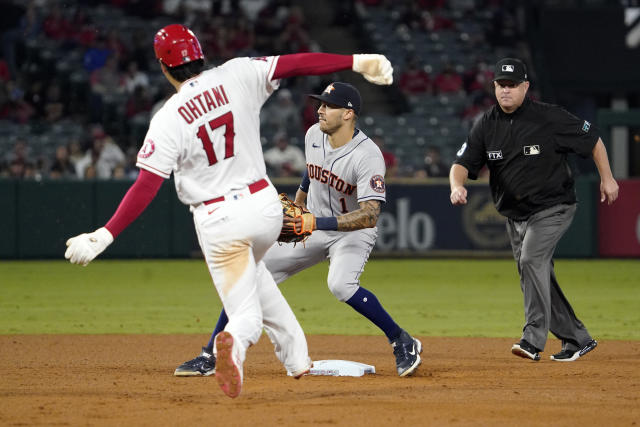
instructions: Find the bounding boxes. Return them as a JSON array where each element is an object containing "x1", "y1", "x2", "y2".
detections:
[
  {"x1": 307, "y1": 163, "x2": 355, "y2": 195},
  {"x1": 178, "y1": 85, "x2": 230, "y2": 124}
]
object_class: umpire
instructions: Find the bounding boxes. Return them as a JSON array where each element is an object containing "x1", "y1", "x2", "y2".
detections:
[{"x1": 449, "y1": 58, "x2": 619, "y2": 362}]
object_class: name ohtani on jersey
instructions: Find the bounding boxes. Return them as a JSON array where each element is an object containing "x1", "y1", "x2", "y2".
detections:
[
  {"x1": 177, "y1": 85, "x2": 230, "y2": 124},
  {"x1": 307, "y1": 163, "x2": 355, "y2": 195}
]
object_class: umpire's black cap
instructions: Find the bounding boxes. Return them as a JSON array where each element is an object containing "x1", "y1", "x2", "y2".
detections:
[
  {"x1": 493, "y1": 58, "x2": 528, "y2": 83},
  {"x1": 309, "y1": 82, "x2": 361, "y2": 115}
]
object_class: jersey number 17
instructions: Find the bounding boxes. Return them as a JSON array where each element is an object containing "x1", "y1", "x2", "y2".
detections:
[{"x1": 196, "y1": 111, "x2": 235, "y2": 166}]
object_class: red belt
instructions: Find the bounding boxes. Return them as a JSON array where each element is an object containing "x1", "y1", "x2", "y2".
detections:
[{"x1": 203, "y1": 178, "x2": 269, "y2": 206}]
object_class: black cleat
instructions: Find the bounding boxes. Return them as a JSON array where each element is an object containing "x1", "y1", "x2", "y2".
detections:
[
  {"x1": 511, "y1": 339, "x2": 541, "y2": 361},
  {"x1": 174, "y1": 347, "x2": 216, "y2": 376},
  {"x1": 391, "y1": 330, "x2": 423, "y2": 377},
  {"x1": 551, "y1": 339, "x2": 597, "y2": 362}
]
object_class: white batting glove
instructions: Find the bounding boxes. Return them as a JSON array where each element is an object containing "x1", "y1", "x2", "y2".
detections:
[
  {"x1": 352, "y1": 54, "x2": 394, "y2": 85},
  {"x1": 65, "y1": 227, "x2": 114, "y2": 266}
]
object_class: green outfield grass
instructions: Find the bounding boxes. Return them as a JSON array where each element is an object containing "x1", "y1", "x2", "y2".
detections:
[{"x1": 1, "y1": 259, "x2": 638, "y2": 339}]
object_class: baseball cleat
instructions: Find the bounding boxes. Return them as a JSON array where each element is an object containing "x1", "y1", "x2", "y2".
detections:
[
  {"x1": 174, "y1": 347, "x2": 216, "y2": 377},
  {"x1": 392, "y1": 330, "x2": 423, "y2": 377},
  {"x1": 511, "y1": 339, "x2": 541, "y2": 361},
  {"x1": 214, "y1": 331, "x2": 243, "y2": 398},
  {"x1": 291, "y1": 360, "x2": 313, "y2": 379},
  {"x1": 550, "y1": 339, "x2": 597, "y2": 362}
]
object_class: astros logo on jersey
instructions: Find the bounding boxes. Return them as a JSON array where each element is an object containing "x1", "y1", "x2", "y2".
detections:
[
  {"x1": 370, "y1": 175, "x2": 385, "y2": 193},
  {"x1": 324, "y1": 84, "x2": 335, "y2": 94}
]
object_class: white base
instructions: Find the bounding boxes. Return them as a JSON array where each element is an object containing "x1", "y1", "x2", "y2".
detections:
[{"x1": 307, "y1": 360, "x2": 375, "y2": 377}]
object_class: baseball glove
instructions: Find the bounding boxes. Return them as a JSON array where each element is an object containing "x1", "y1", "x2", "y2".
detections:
[{"x1": 278, "y1": 193, "x2": 314, "y2": 243}]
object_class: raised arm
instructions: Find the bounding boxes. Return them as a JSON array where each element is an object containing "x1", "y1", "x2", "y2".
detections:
[{"x1": 274, "y1": 53, "x2": 393, "y2": 85}]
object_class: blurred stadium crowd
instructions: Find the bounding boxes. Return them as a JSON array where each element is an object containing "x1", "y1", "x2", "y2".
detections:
[{"x1": 0, "y1": 0, "x2": 526, "y2": 181}]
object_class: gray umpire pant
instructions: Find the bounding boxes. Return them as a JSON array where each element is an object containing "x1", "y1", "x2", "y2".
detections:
[{"x1": 506, "y1": 203, "x2": 592, "y2": 352}]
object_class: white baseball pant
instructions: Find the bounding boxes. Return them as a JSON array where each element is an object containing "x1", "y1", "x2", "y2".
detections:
[{"x1": 191, "y1": 180, "x2": 311, "y2": 375}]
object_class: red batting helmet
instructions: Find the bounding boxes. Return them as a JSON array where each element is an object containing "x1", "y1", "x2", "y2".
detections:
[{"x1": 153, "y1": 24, "x2": 204, "y2": 68}]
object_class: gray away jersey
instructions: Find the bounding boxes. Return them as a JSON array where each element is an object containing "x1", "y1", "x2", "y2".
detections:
[{"x1": 303, "y1": 124, "x2": 386, "y2": 217}]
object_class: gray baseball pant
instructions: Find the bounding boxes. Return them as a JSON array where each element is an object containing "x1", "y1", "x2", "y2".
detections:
[{"x1": 506, "y1": 203, "x2": 592, "y2": 352}]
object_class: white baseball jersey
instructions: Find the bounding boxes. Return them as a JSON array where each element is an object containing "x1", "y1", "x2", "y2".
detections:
[
  {"x1": 304, "y1": 124, "x2": 386, "y2": 216},
  {"x1": 136, "y1": 56, "x2": 280, "y2": 204}
]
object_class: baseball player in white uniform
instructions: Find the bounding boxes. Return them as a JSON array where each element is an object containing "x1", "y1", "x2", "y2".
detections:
[
  {"x1": 176, "y1": 82, "x2": 423, "y2": 378},
  {"x1": 64, "y1": 24, "x2": 394, "y2": 398}
]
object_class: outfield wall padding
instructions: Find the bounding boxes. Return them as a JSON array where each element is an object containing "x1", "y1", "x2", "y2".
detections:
[{"x1": 0, "y1": 177, "x2": 600, "y2": 259}]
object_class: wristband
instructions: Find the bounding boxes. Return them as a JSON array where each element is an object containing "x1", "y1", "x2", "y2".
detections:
[{"x1": 316, "y1": 216, "x2": 338, "y2": 231}]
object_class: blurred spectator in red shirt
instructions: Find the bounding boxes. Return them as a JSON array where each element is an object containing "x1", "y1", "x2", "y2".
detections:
[
  {"x1": 42, "y1": 4, "x2": 71, "y2": 41},
  {"x1": 432, "y1": 64, "x2": 463, "y2": 94},
  {"x1": 421, "y1": 10, "x2": 454, "y2": 31},
  {"x1": 106, "y1": 29, "x2": 128, "y2": 63},
  {"x1": 227, "y1": 17, "x2": 255, "y2": 54},
  {"x1": 463, "y1": 59, "x2": 494, "y2": 94},
  {"x1": 276, "y1": 6, "x2": 311, "y2": 53},
  {"x1": 399, "y1": 58, "x2": 431, "y2": 95}
]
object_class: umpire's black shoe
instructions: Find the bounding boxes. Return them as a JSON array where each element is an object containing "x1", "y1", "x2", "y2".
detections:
[
  {"x1": 511, "y1": 339, "x2": 541, "y2": 361},
  {"x1": 391, "y1": 330, "x2": 423, "y2": 377},
  {"x1": 174, "y1": 347, "x2": 216, "y2": 376},
  {"x1": 550, "y1": 339, "x2": 598, "y2": 362}
]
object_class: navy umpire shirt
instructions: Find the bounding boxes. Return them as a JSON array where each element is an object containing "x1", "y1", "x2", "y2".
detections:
[{"x1": 454, "y1": 98, "x2": 599, "y2": 220}]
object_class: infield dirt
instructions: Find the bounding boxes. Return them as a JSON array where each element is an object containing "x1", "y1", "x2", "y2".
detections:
[{"x1": 1, "y1": 335, "x2": 638, "y2": 426}]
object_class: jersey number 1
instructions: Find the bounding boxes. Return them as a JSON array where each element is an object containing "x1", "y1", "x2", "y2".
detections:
[{"x1": 196, "y1": 111, "x2": 235, "y2": 166}]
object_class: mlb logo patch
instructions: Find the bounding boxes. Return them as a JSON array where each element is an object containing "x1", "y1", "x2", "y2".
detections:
[
  {"x1": 582, "y1": 121, "x2": 591, "y2": 132},
  {"x1": 524, "y1": 145, "x2": 540, "y2": 155},
  {"x1": 487, "y1": 150, "x2": 503, "y2": 160},
  {"x1": 502, "y1": 65, "x2": 514, "y2": 72}
]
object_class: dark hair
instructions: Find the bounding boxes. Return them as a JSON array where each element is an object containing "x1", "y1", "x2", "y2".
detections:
[{"x1": 164, "y1": 59, "x2": 205, "y2": 82}]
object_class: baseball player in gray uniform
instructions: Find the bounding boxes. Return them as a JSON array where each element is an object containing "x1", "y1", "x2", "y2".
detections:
[{"x1": 176, "y1": 82, "x2": 423, "y2": 378}]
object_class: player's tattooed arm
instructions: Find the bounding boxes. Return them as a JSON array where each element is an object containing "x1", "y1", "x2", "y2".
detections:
[{"x1": 337, "y1": 200, "x2": 381, "y2": 231}]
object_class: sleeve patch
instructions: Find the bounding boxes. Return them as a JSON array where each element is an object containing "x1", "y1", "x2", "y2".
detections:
[
  {"x1": 582, "y1": 120, "x2": 591, "y2": 133},
  {"x1": 370, "y1": 175, "x2": 386, "y2": 193},
  {"x1": 138, "y1": 138, "x2": 155, "y2": 159}
]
